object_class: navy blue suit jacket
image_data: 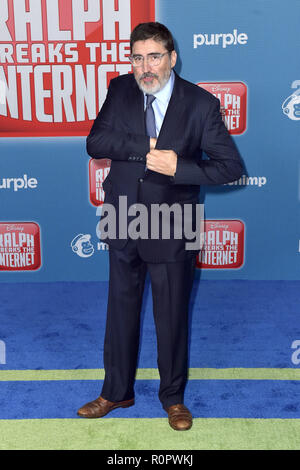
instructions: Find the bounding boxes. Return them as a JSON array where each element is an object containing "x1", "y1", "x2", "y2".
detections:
[{"x1": 86, "y1": 71, "x2": 243, "y2": 262}]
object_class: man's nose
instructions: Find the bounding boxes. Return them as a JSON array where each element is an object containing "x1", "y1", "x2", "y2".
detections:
[{"x1": 141, "y1": 58, "x2": 152, "y2": 73}]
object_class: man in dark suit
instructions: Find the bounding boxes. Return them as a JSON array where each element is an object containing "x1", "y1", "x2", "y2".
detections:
[{"x1": 78, "y1": 22, "x2": 243, "y2": 430}]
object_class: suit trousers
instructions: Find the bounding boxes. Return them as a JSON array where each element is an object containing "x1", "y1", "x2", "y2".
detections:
[{"x1": 101, "y1": 238, "x2": 196, "y2": 408}]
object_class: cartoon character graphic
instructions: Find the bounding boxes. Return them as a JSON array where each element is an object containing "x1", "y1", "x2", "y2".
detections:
[
  {"x1": 71, "y1": 234, "x2": 94, "y2": 258},
  {"x1": 282, "y1": 80, "x2": 300, "y2": 121}
]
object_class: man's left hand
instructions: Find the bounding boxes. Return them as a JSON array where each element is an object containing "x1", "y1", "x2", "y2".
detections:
[{"x1": 146, "y1": 149, "x2": 177, "y2": 177}]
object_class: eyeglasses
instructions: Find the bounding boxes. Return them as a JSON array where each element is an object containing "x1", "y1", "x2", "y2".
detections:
[{"x1": 129, "y1": 52, "x2": 170, "y2": 67}]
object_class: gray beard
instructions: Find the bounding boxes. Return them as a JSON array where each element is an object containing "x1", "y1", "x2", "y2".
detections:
[{"x1": 134, "y1": 70, "x2": 171, "y2": 94}]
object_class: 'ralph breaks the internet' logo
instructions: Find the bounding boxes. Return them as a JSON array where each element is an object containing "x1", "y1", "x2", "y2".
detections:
[
  {"x1": 0, "y1": 222, "x2": 41, "y2": 270},
  {"x1": 197, "y1": 220, "x2": 245, "y2": 269},
  {"x1": 0, "y1": 0, "x2": 155, "y2": 137},
  {"x1": 197, "y1": 82, "x2": 247, "y2": 135}
]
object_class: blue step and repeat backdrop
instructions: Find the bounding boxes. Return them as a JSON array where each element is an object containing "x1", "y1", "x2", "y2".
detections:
[{"x1": 0, "y1": 0, "x2": 299, "y2": 282}]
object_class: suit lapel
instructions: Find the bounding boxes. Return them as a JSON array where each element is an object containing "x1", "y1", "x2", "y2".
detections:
[
  {"x1": 127, "y1": 77, "x2": 145, "y2": 135},
  {"x1": 155, "y1": 72, "x2": 186, "y2": 149}
]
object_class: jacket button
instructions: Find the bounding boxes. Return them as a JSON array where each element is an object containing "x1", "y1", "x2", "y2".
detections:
[{"x1": 139, "y1": 178, "x2": 144, "y2": 183}]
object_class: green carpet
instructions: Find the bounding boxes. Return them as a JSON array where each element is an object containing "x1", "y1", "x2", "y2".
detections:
[
  {"x1": 1, "y1": 418, "x2": 300, "y2": 450},
  {"x1": 1, "y1": 368, "x2": 300, "y2": 381}
]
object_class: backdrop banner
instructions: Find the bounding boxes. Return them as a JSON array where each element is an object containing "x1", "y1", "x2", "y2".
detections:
[{"x1": 0, "y1": 0, "x2": 299, "y2": 281}]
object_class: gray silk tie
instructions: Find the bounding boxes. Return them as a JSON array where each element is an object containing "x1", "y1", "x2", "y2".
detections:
[{"x1": 145, "y1": 94, "x2": 156, "y2": 138}]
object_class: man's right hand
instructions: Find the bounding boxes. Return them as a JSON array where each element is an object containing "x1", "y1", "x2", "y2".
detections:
[{"x1": 150, "y1": 138, "x2": 157, "y2": 150}]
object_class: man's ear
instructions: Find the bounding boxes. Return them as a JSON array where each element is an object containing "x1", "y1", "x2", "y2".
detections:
[{"x1": 170, "y1": 50, "x2": 177, "y2": 68}]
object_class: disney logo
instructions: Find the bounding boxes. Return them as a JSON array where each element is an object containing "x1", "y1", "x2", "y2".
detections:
[
  {"x1": 211, "y1": 86, "x2": 231, "y2": 93},
  {"x1": 210, "y1": 223, "x2": 229, "y2": 229},
  {"x1": 5, "y1": 225, "x2": 24, "y2": 232}
]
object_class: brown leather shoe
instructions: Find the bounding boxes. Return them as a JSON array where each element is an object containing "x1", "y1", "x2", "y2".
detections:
[
  {"x1": 164, "y1": 404, "x2": 193, "y2": 431},
  {"x1": 77, "y1": 396, "x2": 134, "y2": 418}
]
